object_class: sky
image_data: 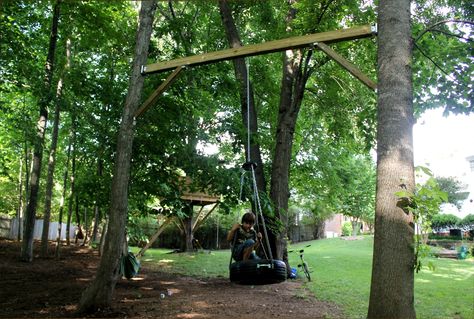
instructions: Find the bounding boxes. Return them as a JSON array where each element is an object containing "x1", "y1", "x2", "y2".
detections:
[{"x1": 413, "y1": 108, "x2": 474, "y2": 217}]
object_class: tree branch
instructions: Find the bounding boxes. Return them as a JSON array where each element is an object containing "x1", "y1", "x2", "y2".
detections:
[
  {"x1": 414, "y1": 19, "x2": 474, "y2": 43},
  {"x1": 428, "y1": 29, "x2": 473, "y2": 42},
  {"x1": 413, "y1": 42, "x2": 454, "y2": 80}
]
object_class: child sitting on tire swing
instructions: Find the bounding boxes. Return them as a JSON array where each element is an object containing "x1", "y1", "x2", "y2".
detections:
[{"x1": 227, "y1": 212, "x2": 262, "y2": 261}]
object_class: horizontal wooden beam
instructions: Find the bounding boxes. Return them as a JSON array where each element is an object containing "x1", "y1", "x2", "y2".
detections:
[
  {"x1": 143, "y1": 25, "x2": 376, "y2": 74},
  {"x1": 316, "y1": 42, "x2": 377, "y2": 91},
  {"x1": 134, "y1": 66, "x2": 183, "y2": 118}
]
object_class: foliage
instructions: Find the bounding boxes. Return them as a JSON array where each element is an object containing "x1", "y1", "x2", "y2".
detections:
[
  {"x1": 430, "y1": 213, "x2": 461, "y2": 232},
  {"x1": 459, "y1": 213, "x2": 474, "y2": 230},
  {"x1": 395, "y1": 166, "x2": 448, "y2": 272},
  {"x1": 341, "y1": 221, "x2": 353, "y2": 236},
  {"x1": 127, "y1": 214, "x2": 160, "y2": 247},
  {"x1": 411, "y1": 1, "x2": 474, "y2": 116},
  {"x1": 435, "y1": 176, "x2": 469, "y2": 209}
]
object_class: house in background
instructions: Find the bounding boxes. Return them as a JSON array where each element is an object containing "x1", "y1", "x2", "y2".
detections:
[
  {"x1": 324, "y1": 214, "x2": 369, "y2": 238},
  {"x1": 460, "y1": 155, "x2": 474, "y2": 215}
]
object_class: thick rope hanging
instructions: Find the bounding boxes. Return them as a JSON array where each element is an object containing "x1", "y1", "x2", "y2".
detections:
[{"x1": 244, "y1": 59, "x2": 273, "y2": 261}]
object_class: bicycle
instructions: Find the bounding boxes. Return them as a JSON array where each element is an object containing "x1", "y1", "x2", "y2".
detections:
[{"x1": 289, "y1": 244, "x2": 311, "y2": 281}]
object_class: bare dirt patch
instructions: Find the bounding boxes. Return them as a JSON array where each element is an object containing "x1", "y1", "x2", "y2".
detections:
[{"x1": 0, "y1": 240, "x2": 342, "y2": 318}]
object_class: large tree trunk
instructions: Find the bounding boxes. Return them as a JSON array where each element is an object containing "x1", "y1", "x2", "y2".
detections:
[
  {"x1": 181, "y1": 205, "x2": 194, "y2": 252},
  {"x1": 367, "y1": 0, "x2": 416, "y2": 318},
  {"x1": 21, "y1": 0, "x2": 61, "y2": 262},
  {"x1": 78, "y1": 1, "x2": 157, "y2": 312},
  {"x1": 270, "y1": 0, "x2": 311, "y2": 261},
  {"x1": 41, "y1": 39, "x2": 69, "y2": 257},
  {"x1": 218, "y1": 0, "x2": 266, "y2": 193}
]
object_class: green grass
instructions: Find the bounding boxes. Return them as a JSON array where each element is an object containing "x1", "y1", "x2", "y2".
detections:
[
  {"x1": 132, "y1": 237, "x2": 474, "y2": 319},
  {"x1": 131, "y1": 247, "x2": 230, "y2": 278}
]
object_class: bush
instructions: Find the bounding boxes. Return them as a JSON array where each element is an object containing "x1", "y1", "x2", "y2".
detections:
[
  {"x1": 342, "y1": 222, "x2": 352, "y2": 236},
  {"x1": 428, "y1": 234, "x2": 462, "y2": 241},
  {"x1": 430, "y1": 214, "x2": 461, "y2": 232}
]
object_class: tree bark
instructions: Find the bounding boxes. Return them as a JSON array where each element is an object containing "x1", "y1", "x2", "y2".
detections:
[
  {"x1": 368, "y1": 0, "x2": 416, "y2": 318},
  {"x1": 41, "y1": 37, "x2": 69, "y2": 257},
  {"x1": 16, "y1": 156, "x2": 24, "y2": 241},
  {"x1": 55, "y1": 127, "x2": 72, "y2": 259},
  {"x1": 78, "y1": 1, "x2": 157, "y2": 312},
  {"x1": 218, "y1": 0, "x2": 266, "y2": 193},
  {"x1": 18, "y1": 141, "x2": 30, "y2": 241},
  {"x1": 21, "y1": 0, "x2": 61, "y2": 262},
  {"x1": 181, "y1": 205, "x2": 194, "y2": 252},
  {"x1": 91, "y1": 159, "x2": 103, "y2": 243},
  {"x1": 270, "y1": 0, "x2": 311, "y2": 261},
  {"x1": 66, "y1": 110, "x2": 76, "y2": 246}
]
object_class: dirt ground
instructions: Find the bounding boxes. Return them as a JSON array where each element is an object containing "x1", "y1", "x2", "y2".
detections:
[{"x1": 0, "y1": 240, "x2": 342, "y2": 318}]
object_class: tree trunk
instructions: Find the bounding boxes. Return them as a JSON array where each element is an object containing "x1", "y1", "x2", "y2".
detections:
[
  {"x1": 66, "y1": 114, "x2": 76, "y2": 246},
  {"x1": 55, "y1": 129, "x2": 72, "y2": 259},
  {"x1": 91, "y1": 159, "x2": 103, "y2": 243},
  {"x1": 270, "y1": 0, "x2": 311, "y2": 261},
  {"x1": 367, "y1": 0, "x2": 416, "y2": 318},
  {"x1": 78, "y1": 1, "x2": 157, "y2": 312},
  {"x1": 41, "y1": 43, "x2": 68, "y2": 257},
  {"x1": 82, "y1": 207, "x2": 88, "y2": 246},
  {"x1": 218, "y1": 0, "x2": 266, "y2": 193},
  {"x1": 182, "y1": 207, "x2": 194, "y2": 252},
  {"x1": 16, "y1": 156, "x2": 23, "y2": 241},
  {"x1": 18, "y1": 141, "x2": 31, "y2": 241},
  {"x1": 21, "y1": 0, "x2": 61, "y2": 262}
]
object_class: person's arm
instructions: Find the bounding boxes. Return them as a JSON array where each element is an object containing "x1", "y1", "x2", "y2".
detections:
[{"x1": 227, "y1": 223, "x2": 240, "y2": 242}]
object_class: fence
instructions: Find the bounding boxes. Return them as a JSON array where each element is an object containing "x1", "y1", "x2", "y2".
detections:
[{"x1": 0, "y1": 216, "x2": 76, "y2": 241}]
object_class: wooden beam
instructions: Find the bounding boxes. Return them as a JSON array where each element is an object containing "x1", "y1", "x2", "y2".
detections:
[
  {"x1": 315, "y1": 42, "x2": 377, "y2": 91},
  {"x1": 143, "y1": 25, "x2": 375, "y2": 74},
  {"x1": 134, "y1": 66, "x2": 184, "y2": 118},
  {"x1": 192, "y1": 202, "x2": 219, "y2": 232},
  {"x1": 136, "y1": 216, "x2": 174, "y2": 259}
]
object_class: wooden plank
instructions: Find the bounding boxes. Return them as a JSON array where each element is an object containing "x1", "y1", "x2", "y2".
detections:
[
  {"x1": 315, "y1": 42, "x2": 377, "y2": 91},
  {"x1": 136, "y1": 216, "x2": 174, "y2": 259},
  {"x1": 143, "y1": 25, "x2": 375, "y2": 74},
  {"x1": 134, "y1": 66, "x2": 184, "y2": 118},
  {"x1": 192, "y1": 202, "x2": 219, "y2": 231}
]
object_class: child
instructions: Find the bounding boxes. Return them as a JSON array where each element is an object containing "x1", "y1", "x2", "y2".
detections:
[{"x1": 227, "y1": 212, "x2": 262, "y2": 261}]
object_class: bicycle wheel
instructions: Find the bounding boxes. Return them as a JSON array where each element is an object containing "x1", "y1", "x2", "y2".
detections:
[{"x1": 302, "y1": 262, "x2": 311, "y2": 281}]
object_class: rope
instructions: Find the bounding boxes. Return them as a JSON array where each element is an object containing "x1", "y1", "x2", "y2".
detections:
[
  {"x1": 246, "y1": 59, "x2": 251, "y2": 162},
  {"x1": 251, "y1": 165, "x2": 272, "y2": 260},
  {"x1": 244, "y1": 59, "x2": 273, "y2": 261}
]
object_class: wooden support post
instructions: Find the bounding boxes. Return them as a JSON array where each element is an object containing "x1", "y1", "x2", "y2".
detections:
[
  {"x1": 316, "y1": 42, "x2": 377, "y2": 91},
  {"x1": 143, "y1": 25, "x2": 375, "y2": 74},
  {"x1": 192, "y1": 202, "x2": 219, "y2": 232},
  {"x1": 136, "y1": 216, "x2": 174, "y2": 259},
  {"x1": 134, "y1": 66, "x2": 184, "y2": 118}
]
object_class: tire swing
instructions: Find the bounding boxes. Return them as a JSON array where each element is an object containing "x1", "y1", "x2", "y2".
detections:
[{"x1": 229, "y1": 59, "x2": 286, "y2": 285}]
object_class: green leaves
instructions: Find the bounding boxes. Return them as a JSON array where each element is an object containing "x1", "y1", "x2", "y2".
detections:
[{"x1": 395, "y1": 166, "x2": 449, "y2": 273}]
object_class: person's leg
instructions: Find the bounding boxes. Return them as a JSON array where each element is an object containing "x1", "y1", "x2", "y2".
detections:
[
  {"x1": 242, "y1": 239, "x2": 258, "y2": 261},
  {"x1": 232, "y1": 243, "x2": 245, "y2": 261}
]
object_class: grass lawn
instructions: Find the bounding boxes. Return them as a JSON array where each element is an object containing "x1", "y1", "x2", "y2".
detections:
[{"x1": 133, "y1": 236, "x2": 474, "y2": 319}]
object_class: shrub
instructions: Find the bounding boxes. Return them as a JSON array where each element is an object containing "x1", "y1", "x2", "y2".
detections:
[
  {"x1": 430, "y1": 214, "x2": 461, "y2": 233},
  {"x1": 342, "y1": 222, "x2": 352, "y2": 236}
]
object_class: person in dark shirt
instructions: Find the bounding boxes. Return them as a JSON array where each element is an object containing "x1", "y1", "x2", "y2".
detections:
[{"x1": 227, "y1": 212, "x2": 262, "y2": 261}]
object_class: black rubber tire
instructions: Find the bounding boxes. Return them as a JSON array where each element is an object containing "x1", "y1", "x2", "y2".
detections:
[
  {"x1": 302, "y1": 262, "x2": 311, "y2": 281},
  {"x1": 229, "y1": 259, "x2": 287, "y2": 285}
]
